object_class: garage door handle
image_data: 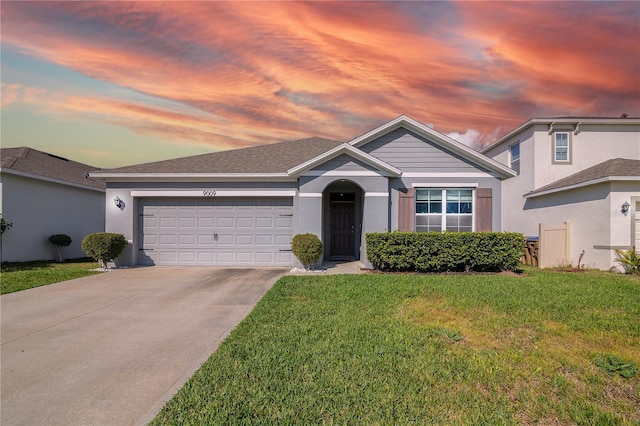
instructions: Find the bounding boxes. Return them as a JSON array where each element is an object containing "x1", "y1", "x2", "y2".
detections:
[
  {"x1": 139, "y1": 248, "x2": 154, "y2": 251},
  {"x1": 279, "y1": 249, "x2": 292, "y2": 252}
]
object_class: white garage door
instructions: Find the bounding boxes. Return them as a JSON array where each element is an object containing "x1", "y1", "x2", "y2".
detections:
[{"x1": 139, "y1": 198, "x2": 293, "y2": 266}]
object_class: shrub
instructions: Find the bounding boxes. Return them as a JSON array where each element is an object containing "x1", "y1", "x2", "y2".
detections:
[
  {"x1": 615, "y1": 247, "x2": 640, "y2": 275},
  {"x1": 49, "y1": 234, "x2": 72, "y2": 262},
  {"x1": 0, "y1": 213, "x2": 12, "y2": 234},
  {"x1": 81, "y1": 232, "x2": 127, "y2": 269},
  {"x1": 366, "y1": 232, "x2": 525, "y2": 272},
  {"x1": 291, "y1": 233, "x2": 323, "y2": 270}
]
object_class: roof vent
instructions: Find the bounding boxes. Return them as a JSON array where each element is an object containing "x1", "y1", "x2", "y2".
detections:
[{"x1": 621, "y1": 113, "x2": 629, "y2": 118}]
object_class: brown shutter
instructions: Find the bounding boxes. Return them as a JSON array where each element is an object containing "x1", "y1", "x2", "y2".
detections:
[
  {"x1": 398, "y1": 188, "x2": 415, "y2": 231},
  {"x1": 476, "y1": 188, "x2": 492, "y2": 232}
]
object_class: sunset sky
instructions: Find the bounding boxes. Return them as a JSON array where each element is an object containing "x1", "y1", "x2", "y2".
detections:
[{"x1": 2, "y1": 1, "x2": 639, "y2": 168}]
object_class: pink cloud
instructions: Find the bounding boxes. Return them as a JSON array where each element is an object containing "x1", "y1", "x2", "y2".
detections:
[{"x1": 2, "y1": 1, "x2": 638, "y2": 155}]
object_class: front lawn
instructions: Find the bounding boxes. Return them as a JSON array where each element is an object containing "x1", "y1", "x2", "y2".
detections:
[
  {"x1": 1, "y1": 258, "x2": 101, "y2": 294},
  {"x1": 151, "y1": 268, "x2": 640, "y2": 425}
]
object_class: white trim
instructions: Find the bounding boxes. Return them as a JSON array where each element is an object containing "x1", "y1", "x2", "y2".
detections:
[
  {"x1": 0, "y1": 168, "x2": 105, "y2": 192},
  {"x1": 402, "y1": 172, "x2": 495, "y2": 178},
  {"x1": 298, "y1": 192, "x2": 323, "y2": 198},
  {"x1": 524, "y1": 176, "x2": 640, "y2": 198},
  {"x1": 365, "y1": 192, "x2": 389, "y2": 197},
  {"x1": 130, "y1": 190, "x2": 296, "y2": 198},
  {"x1": 411, "y1": 182, "x2": 478, "y2": 188},
  {"x1": 414, "y1": 188, "x2": 476, "y2": 233},
  {"x1": 286, "y1": 143, "x2": 402, "y2": 177},
  {"x1": 300, "y1": 170, "x2": 383, "y2": 177}
]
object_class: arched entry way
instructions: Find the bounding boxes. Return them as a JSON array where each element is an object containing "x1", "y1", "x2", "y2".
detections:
[{"x1": 323, "y1": 180, "x2": 364, "y2": 260}]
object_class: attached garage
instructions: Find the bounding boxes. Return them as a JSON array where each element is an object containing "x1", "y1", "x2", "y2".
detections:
[{"x1": 139, "y1": 197, "x2": 293, "y2": 266}]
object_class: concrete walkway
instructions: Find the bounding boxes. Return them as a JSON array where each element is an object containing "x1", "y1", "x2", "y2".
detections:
[
  {"x1": 1, "y1": 267, "x2": 286, "y2": 426},
  {"x1": 287, "y1": 260, "x2": 368, "y2": 275}
]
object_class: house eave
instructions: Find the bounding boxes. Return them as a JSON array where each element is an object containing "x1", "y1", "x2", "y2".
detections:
[
  {"x1": 481, "y1": 117, "x2": 640, "y2": 154},
  {"x1": 89, "y1": 172, "x2": 295, "y2": 182},
  {"x1": 523, "y1": 176, "x2": 640, "y2": 198},
  {"x1": 0, "y1": 167, "x2": 105, "y2": 192}
]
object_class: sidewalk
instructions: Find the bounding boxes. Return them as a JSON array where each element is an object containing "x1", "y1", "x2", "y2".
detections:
[{"x1": 288, "y1": 260, "x2": 368, "y2": 275}]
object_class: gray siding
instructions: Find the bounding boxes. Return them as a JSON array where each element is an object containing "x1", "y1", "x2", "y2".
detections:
[
  {"x1": 360, "y1": 128, "x2": 489, "y2": 173},
  {"x1": 309, "y1": 154, "x2": 378, "y2": 173}
]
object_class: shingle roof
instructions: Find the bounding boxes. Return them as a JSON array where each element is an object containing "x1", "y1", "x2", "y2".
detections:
[
  {"x1": 526, "y1": 158, "x2": 640, "y2": 197},
  {"x1": 0, "y1": 147, "x2": 105, "y2": 190},
  {"x1": 102, "y1": 137, "x2": 343, "y2": 174}
]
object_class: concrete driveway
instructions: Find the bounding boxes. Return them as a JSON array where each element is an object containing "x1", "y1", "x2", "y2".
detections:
[{"x1": 1, "y1": 267, "x2": 286, "y2": 426}]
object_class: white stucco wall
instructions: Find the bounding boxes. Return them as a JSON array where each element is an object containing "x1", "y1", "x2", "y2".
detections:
[{"x1": 1, "y1": 173, "x2": 105, "y2": 262}]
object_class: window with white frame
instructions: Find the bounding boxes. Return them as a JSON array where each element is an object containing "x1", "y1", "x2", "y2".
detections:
[
  {"x1": 554, "y1": 132, "x2": 570, "y2": 162},
  {"x1": 415, "y1": 189, "x2": 473, "y2": 232},
  {"x1": 509, "y1": 143, "x2": 520, "y2": 174}
]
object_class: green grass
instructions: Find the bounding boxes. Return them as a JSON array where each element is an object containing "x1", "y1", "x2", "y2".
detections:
[
  {"x1": 151, "y1": 268, "x2": 640, "y2": 425},
  {"x1": 1, "y1": 258, "x2": 101, "y2": 294}
]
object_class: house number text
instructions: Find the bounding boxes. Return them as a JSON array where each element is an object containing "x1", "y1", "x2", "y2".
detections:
[{"x1": 202, "y1": 190, "x2": 217, "y2": 197}]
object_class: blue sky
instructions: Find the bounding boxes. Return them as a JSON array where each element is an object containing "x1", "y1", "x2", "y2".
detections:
[{"x1": 2, "y1": 1, "x2": 639, "y2": 168}]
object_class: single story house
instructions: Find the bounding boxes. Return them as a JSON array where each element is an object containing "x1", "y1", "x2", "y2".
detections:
[
  {"x1": 481, "y1": 116, "x2": 640, "y2": 270},
  {"x1": 93, "y1": 116, "x2": 516, "y2": 267},
  {"x1": 0, "y1": 147, "x2": 106, "y2": 262}
]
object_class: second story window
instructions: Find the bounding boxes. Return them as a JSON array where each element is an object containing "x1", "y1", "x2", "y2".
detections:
[
  {"x1": 554, "y1": 132, "x2": 570, "y2": 163},
  {"x1": 509, "y1": 143, "x2": 520, "y2": 174}
]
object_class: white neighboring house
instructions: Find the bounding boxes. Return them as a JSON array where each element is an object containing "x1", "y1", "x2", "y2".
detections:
[
  {"x1": 0, "y1": 147, "x2": 105, "y2": 262},
  {"x1": 482, "y1": 116, "x2": 640, "y2": 271}
]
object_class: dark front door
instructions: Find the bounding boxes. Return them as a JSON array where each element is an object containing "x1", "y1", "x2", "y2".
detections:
[{"x1": 330, "y1": 199, "x2": 355, "y2": 258}]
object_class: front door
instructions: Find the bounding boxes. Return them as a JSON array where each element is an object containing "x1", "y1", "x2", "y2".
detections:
[{"x1": 330, "y1": 194, "x2": 355, "y2": 258}]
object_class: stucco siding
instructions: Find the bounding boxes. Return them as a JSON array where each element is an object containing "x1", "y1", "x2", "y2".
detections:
[
  {"x1": 1, "y1": 173, "x2": 105, "y2": 262},
  {"x1": 360, "y1": 128, "x2": 486, "y2": 172},
  {"x1": 513, "y1": 182, "x2": 639, "y2": 270}
]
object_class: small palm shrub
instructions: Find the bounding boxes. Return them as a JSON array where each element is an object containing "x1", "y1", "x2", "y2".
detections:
[
  {"x1": 81, "y1": 232, "x2": 127, "y2": 269},
  {"x1": 291, "y1": 233, "x2": 323, "y2": 270},
  {"x1": 615, "y1": 247, "x2": 640, "y2": 275},
  {"x1": 49, "y1": 234, "x2": 72, "y2": 262}
]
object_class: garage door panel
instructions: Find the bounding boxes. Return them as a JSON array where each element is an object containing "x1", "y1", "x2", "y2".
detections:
[
  {"x1": 276, "y1": 217, "x2": 292, "y2": 228},
  {"x1": 140, "y1": 198, "x2": 293, "y2": 266},
  {"x1": 217, "y1": 217, "x2": 234, "y2": 227},
  {"x1": 236, "y1": 235, "x2": 253, "y2": 245},
  {"x1": 217, "y1": 234, "x2": 234, "y2": 245},
  {"x1": 256, "y1": 235, "x2": 273, "y2": 245},
  {"x1": 237, "y1": 217, "x2": 253, "y2": 227},
  {"x1": 198, "y1": 217, "x2": 214, "y2": 227}
]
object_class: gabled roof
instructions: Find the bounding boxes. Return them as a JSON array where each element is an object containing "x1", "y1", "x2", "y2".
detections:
[
  {"x1": 93, "y1": 137, "x2": 343, "y2": 179},
  {"x1": 0, "y1": 147, "x2": 105, "y2": 191},
  {"x1": 481, "y1": 116, "x2": 640, "y2": 154},
  {"x1": 349, "y1": 115, "x2": 516, "y2": 178},
  {"x1": 524, "y1": 158, "x2": 640, "y2": 198},
  {"x1": 287, "y1": 143, "x2": 401, "y2": 177}
]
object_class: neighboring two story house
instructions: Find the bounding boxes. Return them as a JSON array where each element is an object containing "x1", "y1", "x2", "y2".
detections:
[{"x1": 481, "y1": 116, "x2": 640, "y2": 270}]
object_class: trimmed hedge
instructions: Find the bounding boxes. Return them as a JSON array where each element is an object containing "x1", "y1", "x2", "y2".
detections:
[
  {"x1": 81, "y1": 232, "x2": 127, "y2": 268},
  {"x1": 366, "y1": 232, "x2": 525, "y2": 272}
]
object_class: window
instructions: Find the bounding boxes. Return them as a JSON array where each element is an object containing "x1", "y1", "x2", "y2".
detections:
[
  {"x1": 415, "y1": 189, "x2": 473, "y2": 233},
  {"x1": 509, "y1": 143, "x2": 520, "y2": 174},
  {"x1": 554, "y1": 132, "x2": 570, "y2": 162}
]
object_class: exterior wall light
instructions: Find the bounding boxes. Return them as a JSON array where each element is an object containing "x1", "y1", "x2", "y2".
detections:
[
  {"x1": 114, "y1": 196, "x2": 124, "y2": 209},
  {"x1": 621, "y1": 201, "x2": 630, "y2": 215}
]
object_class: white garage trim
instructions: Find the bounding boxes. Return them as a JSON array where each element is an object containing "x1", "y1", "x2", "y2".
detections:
[{"x1": 131, "y1": 190, "x2": 296, "y2": 197}]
